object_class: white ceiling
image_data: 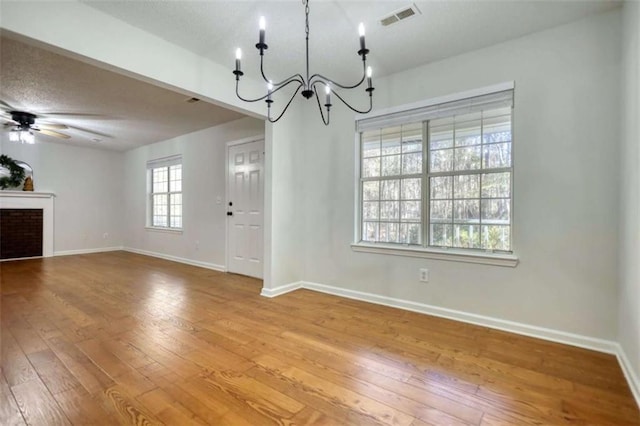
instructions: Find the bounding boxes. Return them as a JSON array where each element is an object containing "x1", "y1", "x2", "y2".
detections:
[
  {"x1": 0, "y1": 36, "x2": 247, "y2": 151},
  {"x1": 1, "y1": 1, "x2": 620, "y2": 151},
  {"x1": 83, "y1": 0, "x2": 621, "y2": 84}
]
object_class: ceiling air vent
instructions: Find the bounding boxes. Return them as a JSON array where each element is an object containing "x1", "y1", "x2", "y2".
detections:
[{"x1": 379, "y1": 4, "x2": 421, "y2": 27}]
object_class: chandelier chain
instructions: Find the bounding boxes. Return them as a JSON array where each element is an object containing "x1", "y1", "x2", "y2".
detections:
[{"x1": 304, "y1": 0, "x2": 309, "y2": 37}]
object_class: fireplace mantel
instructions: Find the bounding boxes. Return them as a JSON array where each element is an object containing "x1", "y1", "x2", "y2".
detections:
[
  {"x1": 0, "y1": 191, "x2": 55, "y2": 258},
  {"x1": 0, "y1": 191, "x2": 55, "y2": 199}
]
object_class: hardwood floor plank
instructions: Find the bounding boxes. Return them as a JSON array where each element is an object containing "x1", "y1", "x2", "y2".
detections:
[
  {"x1": 137, "y1": 387, "x2": 208, "y2": 425},
  {"x1": 1, "y1": 252, "x2": 638, "y2": 425},
  {"x1": 0, "y1": 373, "x2": 25, "y2": 426},
  {"x1": 11, "y1": 378, "x2": 70, "y2": 426},
  {"x1": 253, "y1": 353, "x2": 415, "y2": 426},
  {"x1": 27, "y1": 349, "x2": 83, "y2": 395},
  {"x1": 8, "y1": 320, "x2": 50, "y2": 355},
  {"x1": 52, "y1": 385, "x2": 116, "y2": 425},
  {"x1": 201, "y1": 369, "x2": 305, "y2": 417},
  {"x1": 76, "y1": 338, "x2": 156, "y2": 396},
  {"x1": 119, "y1": 331, "x2": 202, "y2": 380},
  {"x1": 99, "y1": 384, "x2": 164, "y2": 425},
  {"x1": 102, "y1": 337, "x2": 156, "y2": 370},
  {"x1": 46, "y1": 336, "x2": 116, "y2": 395},
  {"x1": 160, "y1": 380, "x2": 231, "y2": 422},
  {"x1": 290, "y1": 406, "x2": 338, "y2": 426},
  {"x1": 1, "y1": 327, "x2": 38, "y2": 387}
]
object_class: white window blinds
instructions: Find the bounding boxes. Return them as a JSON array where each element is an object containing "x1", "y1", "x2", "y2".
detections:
[
  {"x1": 146, "y1": 154, "x2": 182, "y2": 170},
  {"x1": 356, "y1": 89, "x2": 514, "y2": 133}
]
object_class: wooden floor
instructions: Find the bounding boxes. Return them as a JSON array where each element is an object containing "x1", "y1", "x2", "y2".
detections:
[{"x1": 1, "y1": 252, "x2": 638, "y2": 425}]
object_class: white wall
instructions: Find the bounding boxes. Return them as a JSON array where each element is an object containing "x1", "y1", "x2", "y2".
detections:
[
  {"x1": 0, "y1": 138, "x2": 124, "y2": 253},
  {"x1": 263, "y1": 108, "x2": 305, "y2": 290},
  {"x1": 619, "y1": 0, "x2": 640, "y2": 392},
  {"x1": 296, "y1": 10, "x2": 622, "y2": 339},
  {"x1": 122, "y1": 117, "x2": 264, "y2": 269}
]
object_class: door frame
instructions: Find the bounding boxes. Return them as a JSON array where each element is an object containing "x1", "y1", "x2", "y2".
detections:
[{"x1": 225, "y1": 135, "x2": 265, "y2": 277}]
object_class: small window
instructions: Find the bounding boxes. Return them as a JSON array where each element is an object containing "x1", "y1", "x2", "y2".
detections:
[
  {"x1": 357, "y1": 88, "x2": 513, "y2": 253},
  {"x1": 147, "y1": 155, "x2": 182, "y2": 230}
]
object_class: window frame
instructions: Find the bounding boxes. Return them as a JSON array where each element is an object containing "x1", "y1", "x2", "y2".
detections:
[
  {"x1": 352, "y1": 83, "x2": 518, "y2": 267},
  {"x1": 146, "y1": 155, "x2": 183, "y2": 232}
]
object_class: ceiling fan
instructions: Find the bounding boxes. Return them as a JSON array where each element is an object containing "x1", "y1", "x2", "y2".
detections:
[
  {"x1": 3, "y1": 110, "x2": 70, "y2": 144},
  {"x1": 1, "y1": 100, "x2": 112, "y2": 144}
]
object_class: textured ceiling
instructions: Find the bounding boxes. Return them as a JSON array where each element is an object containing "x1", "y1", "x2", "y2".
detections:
[
  {"x1": 0, "y1": 36, "x2": 247, "y2": 151},
  {"x1": 83, "y1": 0, "x2": 621, "y2": 84}
]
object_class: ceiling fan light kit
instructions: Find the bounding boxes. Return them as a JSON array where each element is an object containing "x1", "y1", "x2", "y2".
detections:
[
  {"x1": 233, "y1": 0, "x2": 374, "y2": 125},
  {"x1": 9, "y1": 129, "x2": 35, "y2": 144},
  {"x1": 8, "y1": 111, "x2": 36, "y2": 144}
]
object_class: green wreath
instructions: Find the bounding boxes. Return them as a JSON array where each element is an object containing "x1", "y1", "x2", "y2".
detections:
[{"x1": 0, "y1": 155, "x2": 26, "y2": 189}]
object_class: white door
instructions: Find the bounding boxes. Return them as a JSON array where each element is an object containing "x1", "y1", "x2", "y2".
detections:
[{"x1": 227, "y1": 139, "x2": 264, "y2": 279}]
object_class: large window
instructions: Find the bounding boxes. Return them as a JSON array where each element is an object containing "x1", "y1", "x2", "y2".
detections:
[
  {"x1": 357, "y1": 88, "x2": 513, "y2": 253},
  {"x1": 147, "y1": 155, "x2": 182, "y2": 229}
]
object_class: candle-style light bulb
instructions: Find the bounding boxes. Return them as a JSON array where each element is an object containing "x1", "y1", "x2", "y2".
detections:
[
  {"x1": 267, "y1": 80, "x2": 273, "y2": 102},
  {"x1": 359, "y1": 22, "x2": 366, "y2": 52},
  {"x1": 366, "y1": 66, "x2": 373, "y2": 89},
  {"x1": 235, "y1": 48, "x2": 242, "y2": 74},
  {"x1": 325, "y1": 85, "x2": 331, "y2": 106},
  {"x1": 258, "y1": 16, "x2": 266, "y2": 47}
]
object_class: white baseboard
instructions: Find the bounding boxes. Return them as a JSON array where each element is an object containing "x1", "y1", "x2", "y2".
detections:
[
  {"x1": 615, "y1": 343, "x2": 640, "y2": 408},
  {"x1": 123, "y1": 247, "x2": 226, "y2": 273},
  {"x1": 260, "y1": 282, "x2": 302, "y2": 298},
  {"x1": 54, "y1": 246, "x2": 124, "y2": 256}
]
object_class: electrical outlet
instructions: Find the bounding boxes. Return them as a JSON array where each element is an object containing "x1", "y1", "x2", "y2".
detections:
[
  {"x1": 195, "y1": 240, "x2": 200, "y2": 250},
  {"x1": 102, "y1": 232, "x2": 108, "y2": 239},
  {"x1": 419, "y1": 268, "x2": 429, "y2": 282}
]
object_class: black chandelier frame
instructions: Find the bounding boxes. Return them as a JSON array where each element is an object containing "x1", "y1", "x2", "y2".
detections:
[{"x1": 233, "y1": 0, "x2": 374, "y2": 125}]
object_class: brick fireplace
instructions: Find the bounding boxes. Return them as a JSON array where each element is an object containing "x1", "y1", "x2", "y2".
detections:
[
  {"x1": 0, "y1": 209, "x2": 43, "y2": 259},
  {"x1": 0, "y1": 192, "x2": 54, "y2": 260}
]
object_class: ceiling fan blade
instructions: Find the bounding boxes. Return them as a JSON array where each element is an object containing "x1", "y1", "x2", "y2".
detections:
[
  {"x1": 38, "y1": 129, "x2": 71, "y2": 139},
  {"x1": 67, "y1": 125, "x2": 113, "y2": 139},
  {"x1": 38, "y1": 123, "x2": 69, "y2": 130},
  {"x1": 0, "y1": 100, "x2": 16, "y2": 111},
  {"x1": 41, "y1": 112, "x2": 109, "y2": 118},
  {"x1": 0, "y1": 111, "x2": 15, "y2": 121}
]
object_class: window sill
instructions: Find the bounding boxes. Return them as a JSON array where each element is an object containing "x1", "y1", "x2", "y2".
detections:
[
  {"x1": 351, "y1": 242, "x2": 518, "y2": 267},
  {"x1": 145, "y1": 226, "x2": 183, "y2": 235}
]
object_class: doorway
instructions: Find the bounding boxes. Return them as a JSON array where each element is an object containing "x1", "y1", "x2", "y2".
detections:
[{"x1": 226, "y1": 138, "x2": 265, "y2": 279}]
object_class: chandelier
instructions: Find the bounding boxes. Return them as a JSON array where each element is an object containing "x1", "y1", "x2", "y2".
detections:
[{"x1": 233, "y1": 0, "x2": 374, "y2": 125}]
